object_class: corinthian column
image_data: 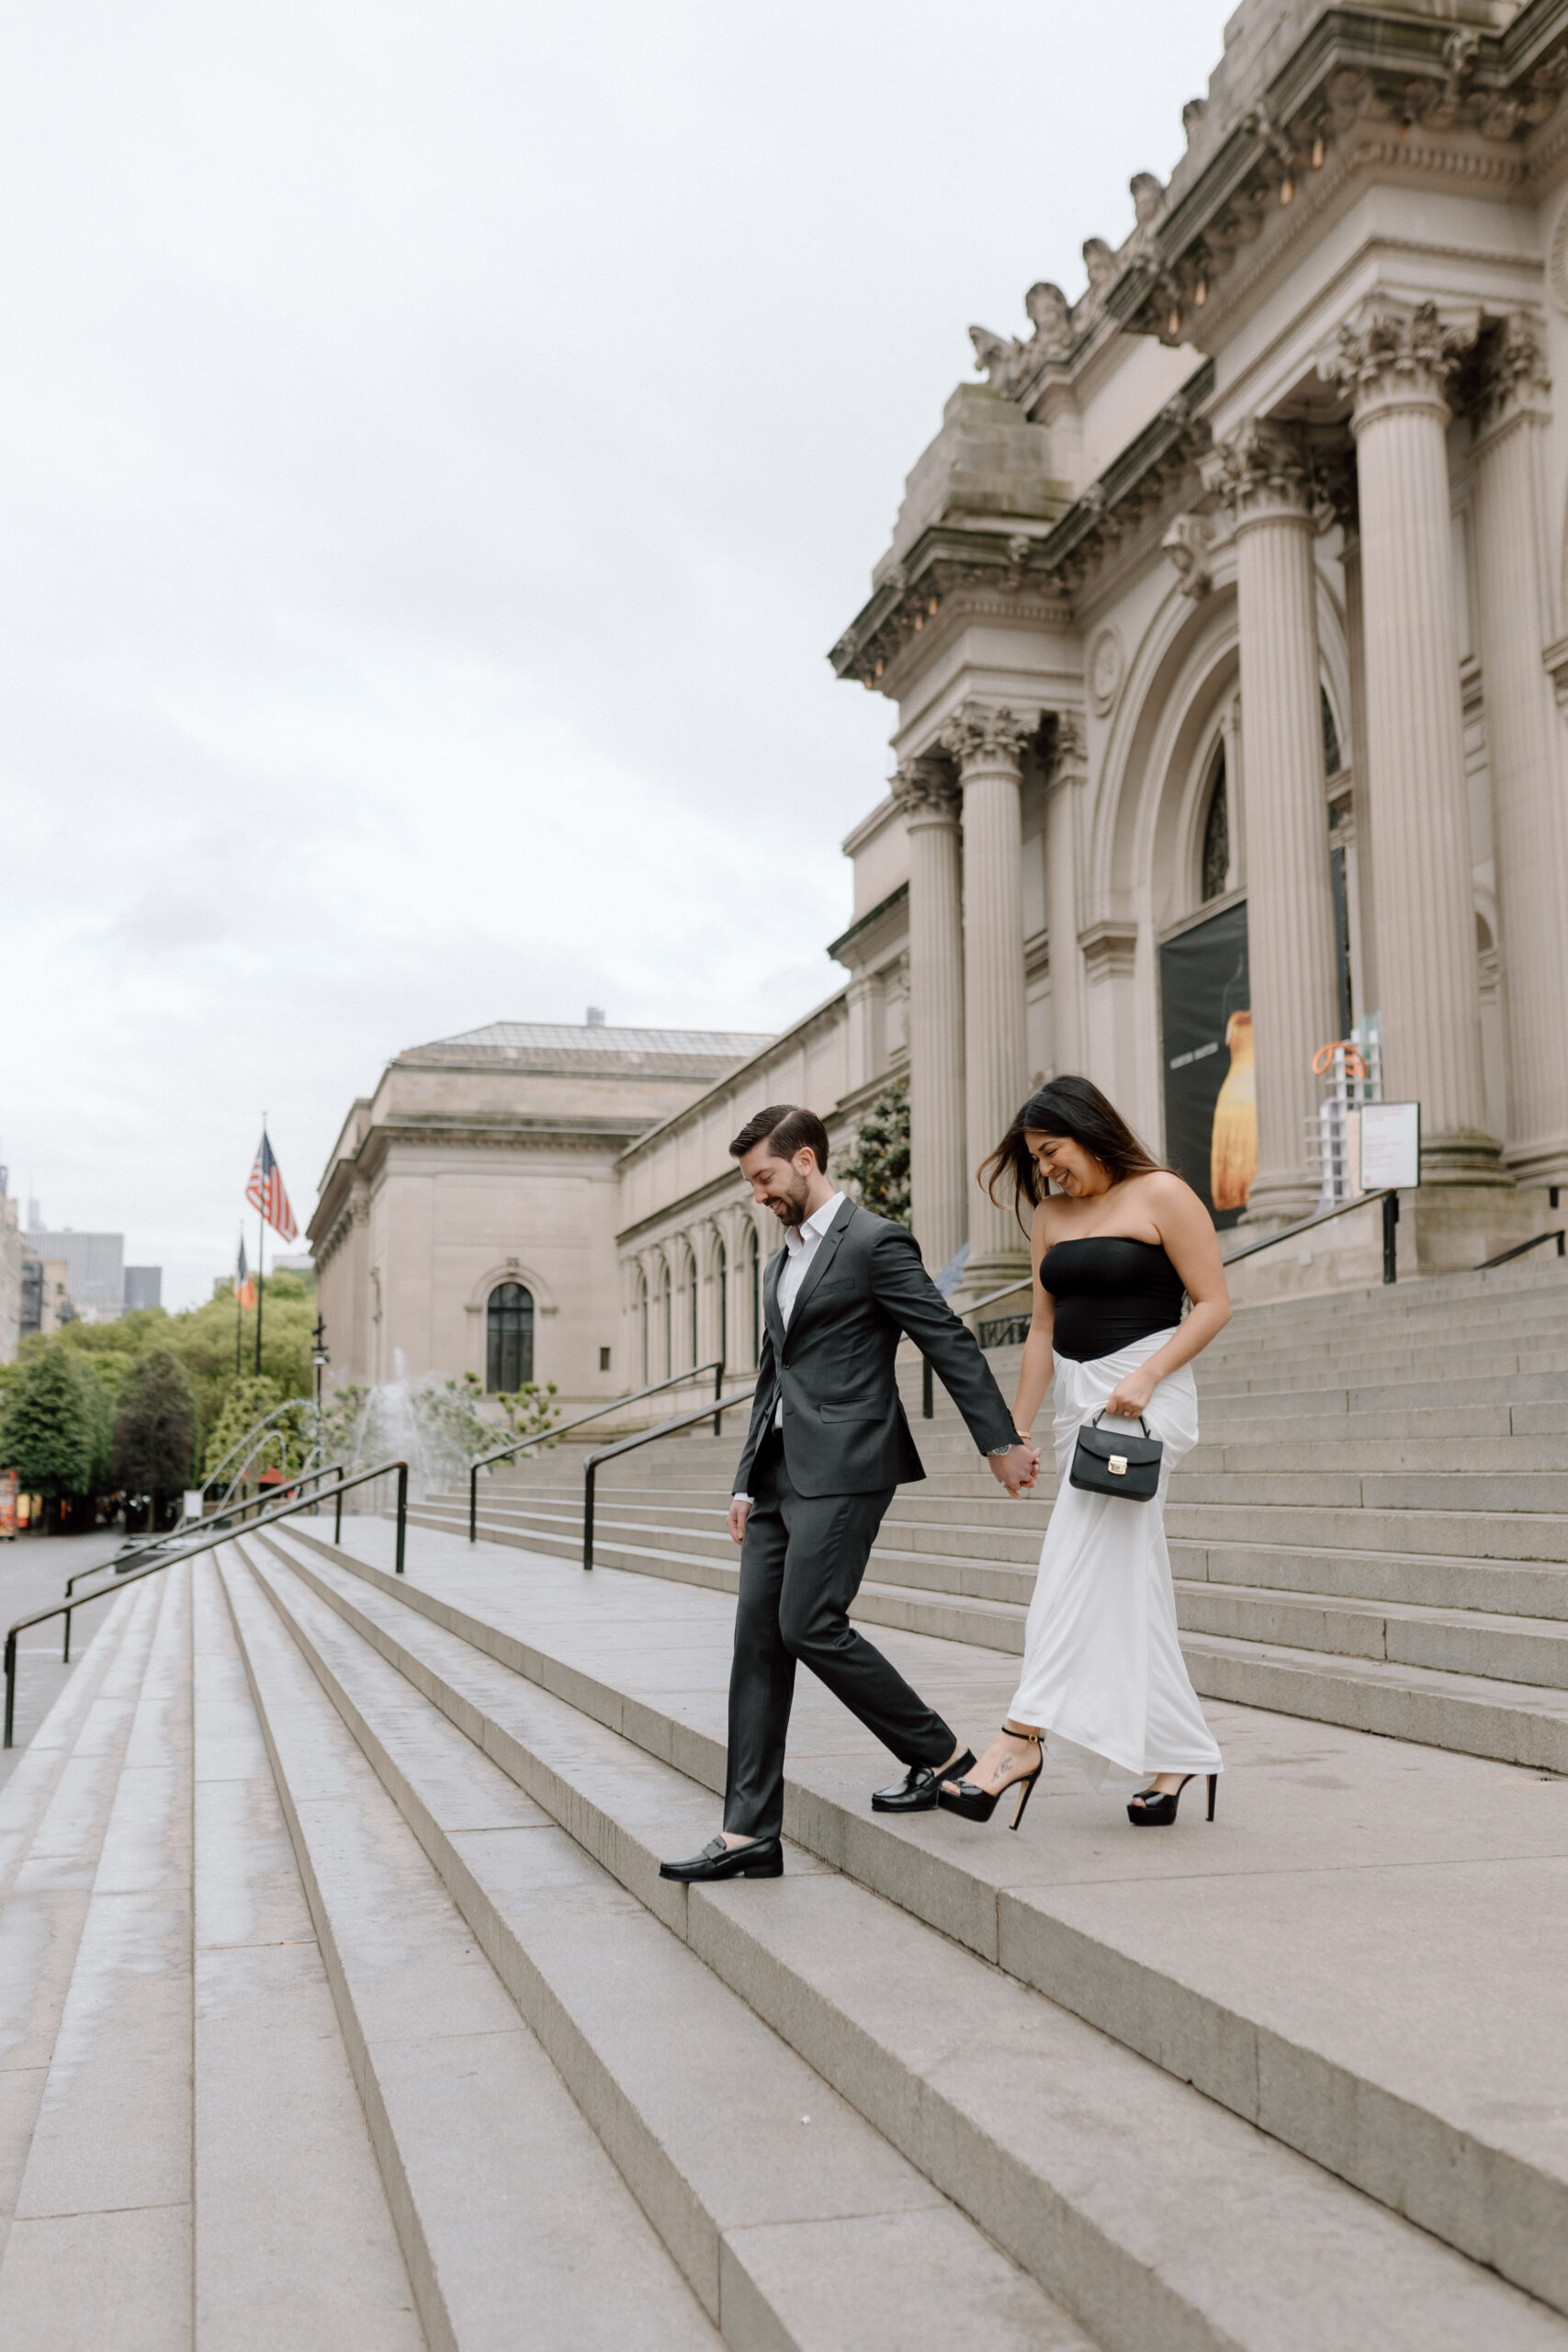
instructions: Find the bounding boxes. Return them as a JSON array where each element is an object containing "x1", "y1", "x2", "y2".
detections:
[
  {"x1": 1321, "y1": 298, "x2": 1499, "y2": 1180},
  {"x1": 942, "y1": 704, "x2": 1033, "y2": 1283},
  {"x1": 1468, "y1": 314, "x2": 1568, "y2": 1184},
  {"x1": 1046, "y1": 717, "x2": 1087, "y2": 1075},
  {"x1": 891, "y1": 756, "x2": 966, "y2": 1272},
  {"x1": 1202, "y1": 419, "x2": 1339, "y2": 1221}
]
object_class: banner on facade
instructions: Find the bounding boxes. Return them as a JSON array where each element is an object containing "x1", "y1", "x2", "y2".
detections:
[
  {"x1": 1158, "y1": 899, "x2": 1255, "y2": 1228},
  {"x1": 0, "y1": 1471, "x2": 15, "y2": 1540}
]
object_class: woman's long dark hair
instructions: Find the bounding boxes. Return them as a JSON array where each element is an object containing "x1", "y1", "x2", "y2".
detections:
[{"x1": 978, "y1": 1074, "x2": 1164, "y2": 1223}]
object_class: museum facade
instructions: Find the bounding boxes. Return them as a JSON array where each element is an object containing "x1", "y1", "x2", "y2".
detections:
[{"x1": 313, "y1": 0, "x2": 1568, "y2": 1414}]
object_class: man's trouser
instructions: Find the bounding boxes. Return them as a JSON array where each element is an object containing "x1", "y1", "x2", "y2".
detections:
[{"x1": 723, "y1": 1430, "x2": 956, "y2": 1843}]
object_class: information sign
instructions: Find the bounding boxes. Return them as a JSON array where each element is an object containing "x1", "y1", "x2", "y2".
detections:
[{"x1": 1359, "y1": 1101, "x2": 1421, "y2": 1191}]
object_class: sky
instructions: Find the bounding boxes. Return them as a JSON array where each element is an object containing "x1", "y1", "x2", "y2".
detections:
[{"x1": 0, "y1": 0, "x2": 1236, "y2": 1309}]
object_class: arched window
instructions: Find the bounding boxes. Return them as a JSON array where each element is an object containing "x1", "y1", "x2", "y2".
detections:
[
  {"x1": 660, "y1": 1261, "x2": 672, "y2": 1376},
  {"x1": 716, "y1": 1240, "x2": 728, "y2": 1373},
  {"x1": 750, "y1": 1228, "x2": 763, "y2": 1366},
  {"x1": 688, "y1": 1249, "x2": 699, "y2": 1368},
  {"x1": 1201, "y1": 748, "x2": 1229, "y2": 903},
  {"x1": 1321, "y1": 686, "x2": 1342, "y2": 778},
  {"x1": 486, "y1": 1282, "x2": 534, "y2": 1392},
  {"x1": 637, "y1": 1272, "x2": 649, "y2": 1385}
]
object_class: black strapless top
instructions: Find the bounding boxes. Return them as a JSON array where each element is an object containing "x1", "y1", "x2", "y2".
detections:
[{"x1": 1040, "y1": 1237, "x2": 1185, "y2": 1362}]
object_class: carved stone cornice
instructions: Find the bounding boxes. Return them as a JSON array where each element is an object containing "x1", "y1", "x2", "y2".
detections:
[
  {"x1": 940, "y1": 705, "x2": 1034, "y2": 775},
  {"x1": 1201, "y1": 418, "x2": 1315, "y2": 527},
  {"x1": 829, "y1": 363, "x2": 1213, "y2": 690},
  {"x1": 1319, "y1": 298, "x2": 1480, "y2": 424},
  {"x1": 1466, "y1": 311, "x2": 1552, "y2": 439},
  {"x1": 1112, "y1": 14, "x2": 1568, "y2": 349},
  {"x1": 889, "y1": 756, "x2": 960, "y2": 825}
]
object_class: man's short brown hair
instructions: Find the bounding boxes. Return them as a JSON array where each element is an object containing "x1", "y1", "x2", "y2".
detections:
[{"x1": 728, "y1": 1103, "x2": 830, "y2": 1176}]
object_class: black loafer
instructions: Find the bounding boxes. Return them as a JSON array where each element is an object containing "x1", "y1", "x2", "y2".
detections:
[
  {"x1": 871, "y1": 1750, "x2": 975, "y2": 1814},
  {"x1": 659, "y1": 1835, "x2": 784, "y2": 1883}
]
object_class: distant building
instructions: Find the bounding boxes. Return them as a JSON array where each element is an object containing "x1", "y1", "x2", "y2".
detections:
[
  {"x1": 0, "y1": 1171, "x2": 23, "y2": 1363},
  {"x1": 25, "y1": 1228, "x2": 124, "y2": 1324},
  {"x1": 311, "y1": 1019, "x2": 770, "y2": 1406},
  {"x1": 123, "y1": 1266, "x2": 162, "y2": 1312}
]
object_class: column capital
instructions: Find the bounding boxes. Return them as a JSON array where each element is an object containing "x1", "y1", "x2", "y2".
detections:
[
  {"x1": 890, "y1": 754, "x2": 961, "y2": 826},
  {"x1": 1319, "y1": 296, "x2": 1480, "y2": 431},
  {"x1": 1468, "y1": 311, "x2": 1552, "y2": 446},
  {"x1": 1047, "y1": 712, "x2": 1089, "y2": 786},
  {"x1": 939, "y1": 703, "x2": 1034, "y2": 775},
  {"x1": 1200, "y1": 419, "x2": 1315, "y2": 529}
]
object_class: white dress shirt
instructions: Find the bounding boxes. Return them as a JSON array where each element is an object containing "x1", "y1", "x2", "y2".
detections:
[{"x1": 734, "y1": 1191, "x2": 845, "y2": 1499}]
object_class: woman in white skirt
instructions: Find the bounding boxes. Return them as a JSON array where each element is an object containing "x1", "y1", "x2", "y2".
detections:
[{"x1": 940, "y1": 1075, "x2": 1231, "y2": 1830}]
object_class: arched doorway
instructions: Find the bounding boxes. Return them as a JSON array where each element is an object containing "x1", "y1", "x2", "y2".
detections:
[{"x1": 487, "y1": 1282, "x2": 535, "y2": 1391}]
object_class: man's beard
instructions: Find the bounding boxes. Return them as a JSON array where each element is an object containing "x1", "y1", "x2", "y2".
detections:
[{"x1": 769, "y1": 1174, "x2": 810, "y2": 1227}]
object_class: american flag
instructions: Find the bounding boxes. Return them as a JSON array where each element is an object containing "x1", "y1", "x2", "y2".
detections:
[
  {"x1": 245, "y1": 1131, "x2": 299, "y2": 1243},
  {"x1": 234, "y1": 1232, "x2": 256, "y2": 1311}
]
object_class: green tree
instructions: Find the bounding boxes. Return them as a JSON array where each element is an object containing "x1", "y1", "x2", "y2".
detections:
[
  {"x1": 203, "y1": 1374, "x2": 281, "y2": 1482},
  {"x1": 840, "y1": 1080, "x2": 911, "y2": 1227},
  {"x1": 113, "y1": 1349, "x2": 199, "y2": 1530},
  {"x1": 0, "y1": 1348, "x2": 108, "y2": 1528}
]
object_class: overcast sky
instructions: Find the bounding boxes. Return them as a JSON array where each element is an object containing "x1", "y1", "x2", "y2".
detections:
[{"x1": 2, "y1": 1, "x2": 1235, "y2": 1309}]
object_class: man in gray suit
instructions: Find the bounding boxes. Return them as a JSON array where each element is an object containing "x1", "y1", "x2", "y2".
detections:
[{"x1": 660, "y1": 1104, "x2": 1039, "y2": 1883}]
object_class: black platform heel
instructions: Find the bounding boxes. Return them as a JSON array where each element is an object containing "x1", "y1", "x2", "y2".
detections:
[
  {"x1": 1127, "y1": 1772, "x2": 1217, "y2": 1827},
  {"x1": 937, "y1": 1729, "x2": 1043, "y2": 1829}
]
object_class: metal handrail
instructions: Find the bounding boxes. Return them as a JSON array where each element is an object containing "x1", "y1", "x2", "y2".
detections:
[
  {"x1": 5, "y1": 1458, "x2": 410, "y2": 1748},
  {"x1": 1476, "y1": 1227, "x2": 1566, "y2": 1271},
  {"x1": 581, "y1": 1387, "x2": 757, "y2": 1570},
  {"x1": 467, "y1": 1362, "x2": 726, "y2": 1542},
  {"x1": 1219, "y1": 1187, "x2": 1397, "y2": 1268},
  {"x1": 68, "y1": 1457, "x2": 351, "y2": 1601},
  {"x1": 919, "y1": 1274, "x2": 1035, "y2": 1418}
]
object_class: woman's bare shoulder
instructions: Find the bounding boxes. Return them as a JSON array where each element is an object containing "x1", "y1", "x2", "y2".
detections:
[{"x1": 1140, "y1": 1169, "x2": 1211, "y2": 1226}]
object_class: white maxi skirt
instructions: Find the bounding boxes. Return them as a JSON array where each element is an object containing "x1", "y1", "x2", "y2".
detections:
[{"x1": 1007, "y1": 1327, "x2": 1223, "y2": 1789}]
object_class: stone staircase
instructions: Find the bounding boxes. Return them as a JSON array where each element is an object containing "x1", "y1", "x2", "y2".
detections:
[
  {"x1": 414, "y1": 1254, "x2": 1568, "y2": 1773},
  {"x1": 3, "y1": 1511, "x2": 1566, "y2": 2346},
  {"x1": 2, "y1": 1255, "x2": 1566, "y2": 2345}
]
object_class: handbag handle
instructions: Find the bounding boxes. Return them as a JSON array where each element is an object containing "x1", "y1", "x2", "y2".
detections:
[{"x1": 1089, "y1": 1408, "x2": 1153, "y2": 1439}]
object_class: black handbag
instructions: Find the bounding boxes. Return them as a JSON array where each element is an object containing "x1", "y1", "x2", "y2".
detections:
[{"x1": 1068, "y1": 1409, "x2": 1163, "y2": 1502}]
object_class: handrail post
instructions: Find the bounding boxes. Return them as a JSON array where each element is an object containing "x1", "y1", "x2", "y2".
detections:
[
  {"x1": 714, "y1": 1357, "x2": 723, "y2": 1439},
  {"x1": 469, "y1": 1459, "x2": 479, "y2": 1544},
  {"x1": 4, "y1": 1629, "x2": 16, "y2": 1750},
  {"x1": 334, "y1": 1485, "x2": 343, "y2": 1545},
  {"x1": 62, "y1": 1606, "x2": 71, "y2": 1664},
  {"x1": 1382, "y1": 1190, "x2": 1399, "y2": 1286},
  {"x1": 395, "y1": 1465, "x2": 408, "y2": 1577},
  {"x1": 583, "y1": 1461, "x2": 596, "y2": 1573},
  {"x1": 922, "y1": 1358, "x2": 933, "y2": 1420}
]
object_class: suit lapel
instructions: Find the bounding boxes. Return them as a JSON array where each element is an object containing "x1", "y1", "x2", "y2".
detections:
[
  {"x1": 762, "y1": 1246, "x2": 789, "y2": 1354},
  {"x1": 784, "y1": 1197, "x2": 856, "y2": 1347}
]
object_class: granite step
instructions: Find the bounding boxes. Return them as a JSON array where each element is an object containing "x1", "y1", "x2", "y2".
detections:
[
  {"x1": 0, "y1": 1566, "x2": 197, "y2": 2346},
  {"x1": 0, "y1": 1584, "x2": 151, "y2": 2267},
  {"x1": 253, "y1": 1521, "x2": 1568, "y2": 2352},
  {"x1": 220, "y1": 1544, "x2": 726, "y2": 2352},
  {"x1": 229, "y1": 1535, "x2": 1087, "y2": 2352},
  {"x1": 274, "y1": 1516, "x2": 1568, "y2": 2323}
]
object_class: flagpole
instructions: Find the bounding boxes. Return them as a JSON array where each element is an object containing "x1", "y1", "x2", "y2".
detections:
[{"x1": 255, "y1": 1115, "x2": 266, "y2": 1379}]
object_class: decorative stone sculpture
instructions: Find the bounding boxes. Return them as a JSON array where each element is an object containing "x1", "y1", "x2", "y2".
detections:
[{"x1": 1161, "y1": 513, "x2": 1215, "y2": 600}]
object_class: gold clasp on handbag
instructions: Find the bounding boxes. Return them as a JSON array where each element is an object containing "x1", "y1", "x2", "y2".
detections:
[{"x1": 1109, "y1": 1454, "x2": 1128, "y2": 1476}]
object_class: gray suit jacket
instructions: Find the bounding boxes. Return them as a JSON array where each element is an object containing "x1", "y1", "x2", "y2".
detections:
[{"x1": 733, "y1": 1199, "x2": 1020, "y2": 1499}]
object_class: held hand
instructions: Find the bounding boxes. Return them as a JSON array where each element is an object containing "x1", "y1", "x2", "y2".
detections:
[
  {"x1": 988, "y1": 1442, "x2": 1040, "y2": 1498},
  {"x1": 728, "y1": 1498, "x2": 752, "y2": 1544},
  {"x1": 1102, "y1": 1369, "x2": 1156, "y2": 1421}
]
